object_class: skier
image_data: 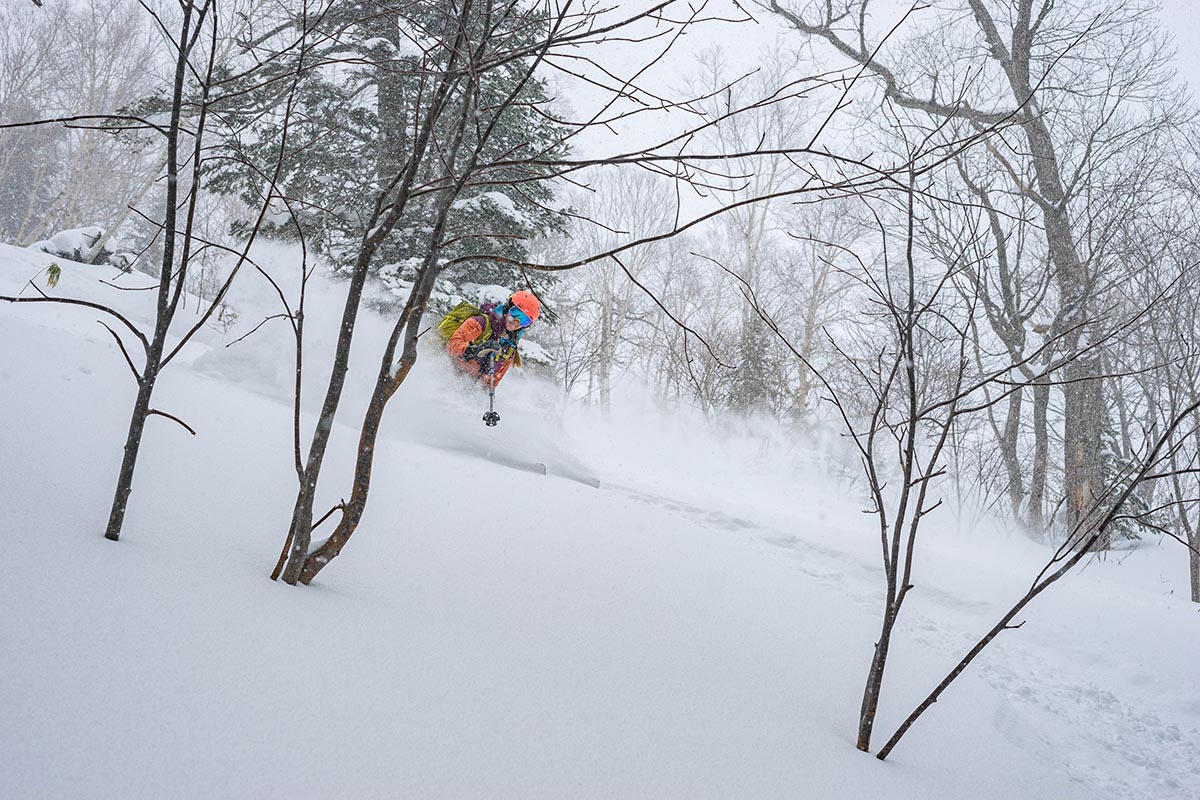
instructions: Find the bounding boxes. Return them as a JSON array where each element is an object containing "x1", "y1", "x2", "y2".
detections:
[{"x1": 441, "y1": 289, "x2": 541, "y2": 389}]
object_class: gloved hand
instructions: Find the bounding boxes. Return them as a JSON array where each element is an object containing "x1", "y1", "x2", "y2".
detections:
[{"x1": 464, "y1": 344, "x2": 499, "y2": 361}]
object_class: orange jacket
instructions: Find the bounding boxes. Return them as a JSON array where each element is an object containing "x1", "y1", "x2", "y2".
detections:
[{"x1": 446, "y1": 316, "x2": 515, "y2": 387}]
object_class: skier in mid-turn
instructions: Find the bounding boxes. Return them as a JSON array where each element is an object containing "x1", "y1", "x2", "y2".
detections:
[{"x1": 440, "y1": 289, "x2": 541, "y2": 389}]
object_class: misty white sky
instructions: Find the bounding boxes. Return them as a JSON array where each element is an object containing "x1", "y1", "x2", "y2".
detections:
[
  {"x1": 1161, "y1": 0, "x2": 1200, "y2": 93},
  {"x1": 562, "y1": 0, "x2": 1200, "y2": 164}
]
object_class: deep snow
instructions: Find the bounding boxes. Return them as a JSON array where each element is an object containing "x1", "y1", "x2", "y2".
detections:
[{"x1": 1, "y1": 243, "x2": 1197, "y2": 799}]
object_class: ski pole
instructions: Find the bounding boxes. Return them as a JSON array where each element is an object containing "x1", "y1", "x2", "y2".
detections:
[{"x1": 483, "y1": 351, "x2": 500, "y2": 426}]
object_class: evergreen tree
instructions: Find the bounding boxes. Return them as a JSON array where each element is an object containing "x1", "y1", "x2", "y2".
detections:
[
  {"x1": 729, "y1": 311, "x2": 779, "y2": 414},
  {"x1": 208, "y1": 0, "x2": 567, "y2": 307}
]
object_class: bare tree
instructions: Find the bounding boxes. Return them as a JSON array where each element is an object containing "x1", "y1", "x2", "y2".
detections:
[
  {"x1": 686, "y1": 45, "x2": 815, "y2": 412},
  {"x1": 774, "y1": 200, "x2": 859, "y2": 417},
  {"x1": 876, "y1": 392, "x2": 1200, "y2": 758},
  {"x1": 547, "y1": 172, "x2": 683, "y2": 413},
  {"x1": 762, "y1": 0, "x2": 1185, "y2": 542},
  {"x1": 734, "y1": 125, "x2": 1127, "y2": 750},
  {"x1": 2, "y1": 0, "x2": 316, "y2": 541},
  {"x1": 0, "y1": 0, "x2": 160, "y2": 246},
  {"x1": 273, "y1": 0, "x2": 479, "y2": 584},
  {"x1": 1122, "y1": 195, "x2": 1200, "y2": 602}
]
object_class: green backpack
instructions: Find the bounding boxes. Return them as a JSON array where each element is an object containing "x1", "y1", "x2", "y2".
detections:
[
  {"x1": 435, "y1": 301, "x2": 524, "y2": 368},
  {"x1": 435, "y1": 301, "x2": 491, "y2": 344}
]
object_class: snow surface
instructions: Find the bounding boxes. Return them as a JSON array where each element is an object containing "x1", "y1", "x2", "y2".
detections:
[{"x1": 1, "y1": 242, "x2": 1198, "y2": 800}]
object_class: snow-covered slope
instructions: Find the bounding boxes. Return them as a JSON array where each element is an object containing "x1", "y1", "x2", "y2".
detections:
[{"x1": 1, "y1": 243, "x2": 1196, "y2": 799}]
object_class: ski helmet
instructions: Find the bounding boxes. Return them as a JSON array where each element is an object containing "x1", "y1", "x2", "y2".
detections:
[{"x1": 508, "y1": 290, "x2": 541, "y2": 325}]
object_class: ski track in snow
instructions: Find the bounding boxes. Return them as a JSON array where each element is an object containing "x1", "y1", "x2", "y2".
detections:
[{"x1": 608, "y1": 482, "x2": 1200, "y2": 800}]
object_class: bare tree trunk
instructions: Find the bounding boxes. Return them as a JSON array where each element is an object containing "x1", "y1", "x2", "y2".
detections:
[
  {"x1": 298, "y1": 162, "x2": 471, "y2": 584},
  {"x1": 276, "y1": 3, "x2": 473, "y2": 583},
  {"x1": 287, "y1": 25, "x2": 488, "y2": 582},
  {"x1": 104, "y1": 0, "x2": 201, "y2": 541},
  {"x1": 1190, "y1": 535, "x2": 1199, "y2": 604},
  {"x1": 1183, "y1": 428, "x2": 1199, "y2": 603},
  {"x1": 999, "y1": 388, "x2": 1024, "y2": 517},
  {"x1": 104, "y1": 353, "x2": 161, "y2": 539},
  {"x1": 297, "y1": 209, "x2": 458, "y2": 585},
  {"x1": 791, "y1": 252, "x2": 824, "y2": 415},
  {"x1": 857, "y1": 607, "x2": 897, "y2": 750},
  {"x1": 963, "y1": 3, "x2": 1109, "y2": 544},
  {"x1": 1184, "y1": 419, "x2": 1199, "y2": 603},
  {"x1": 852, "y1": 176, "x2": 955, "y2": 754},
  {"x1": 278, "y1": 243, "x2": 383, "y2": 583},
  {"x1": 376, "y1": 7, "x2": 408, "y2": 185},
  {"x1": 1029, "y1": 379, "x2": 1050, "y2": 529},
  {"x1": 298, "y1": 360, "x2": 405, "y2": 584},
  {"x1": 877, "y1": 400, "x2": 1200, "y2": 759},
  {"x1": 997, "y1": 14, "x2": 1105, "y2": 542},
  {"x1": 598, "y1": 299, "x2": 613, "y2": 417},
  {"x1": 1063, "y1": 369, "x2": 1105, "y2": 544}
]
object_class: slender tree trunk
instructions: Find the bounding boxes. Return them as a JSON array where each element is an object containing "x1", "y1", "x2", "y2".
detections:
[
  {"x1": 857, "y1": 607, "x2": 897, "y2": 751},
  {"x1": 1029, "y1": 379, "x2": 1050, "y2": 530},
  {"x1": 298, "y1": 223, "x2": 454, "y2": 584},
  {"x1": 298, "y1": 363, "x2": 404, "y2": 584},
  {"x1": 103, "y1": 0, "x2": 199, "y2": 541},
  {"x1": 279, "y1": 246, "x2": 376, "y2": 584},
  {"x1": 857, "y1": 177, "x2": 928, "y2": 754},
  {"x1": 290, "y1": 58, "x2": 482, "y2": 583},
  {"x1": 598, "y1": 300, "x2": 613, "y2": 417},
  {"x1": 1010, "y1": 70, "x2": 1104, "y2": 543},
  {"x1": 275, "y1": 1, "x2": 474, "y2": 582},
  {"x1": 376, "y1": 9, "x2": 408, "y2": 186},
  {"x1": 103, "y1": 351, "x2": 161, "y2": 540},
  {"x1": 1184, "y1": 449, "x2": 1199, "y2": 603},
  {"x1": 792, "y1": 263, "x2": 822, "y2": 415},
  {"x1": 1063, "y1": 368, "x2": 1105, "y2": 544},
  {"x1": 296, "y1": 245, "x2": 453, "y2": 585},
  {"x1": 1189, "y1": 533, "x2": 1199, "y2": 604},
  {"x1": 999, "y1": 388, "x2": 1024, "y2": 517}
]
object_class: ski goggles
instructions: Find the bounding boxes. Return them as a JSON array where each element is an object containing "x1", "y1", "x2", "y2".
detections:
[{"x1": 506, "y1": 305, "x2": 533, "y2": 328}]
